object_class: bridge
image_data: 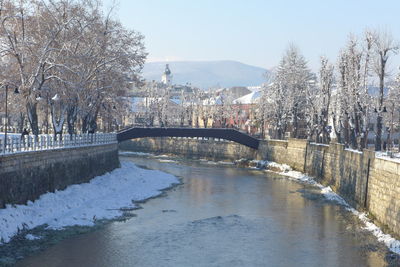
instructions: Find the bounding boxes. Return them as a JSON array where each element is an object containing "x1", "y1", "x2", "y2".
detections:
[{"x1": 117, "y1": 127, "x2": 260, "y2": 149}]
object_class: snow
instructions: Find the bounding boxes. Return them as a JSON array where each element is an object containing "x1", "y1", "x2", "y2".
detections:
[
  {"x1": 344, "y1": 148, "x2": 363, "y2": 154},
  {"x1": 217, "y1": 161, "x2": 234, "y2": 165},
  {"x1": 232, "y1": 90, "x2": 261, "y2": 104},
  {"x1": 309, "y1": 142, "x2": 329, "y2": 147},
  {"x1": 25, "y1": 234, "x2": 41, "y2": 241},
  {"x1": 0, "y1": 161, "x2": 179, "y2": 245},
  {"x1": 202, "y1": 95, "x2": 223, "y2": 105},
  {"x1": 246, "y1": 86, "x2": 262, "y2": 92},
  {"x1": 119, "y1": 151, "x2": 153, "y2": 157},
  {"x1": 158, "y1": 159, "x2": 177, "y2": 163},
  {"x1": 252, "y1": 159, "x2": 400, "y2": 255},
  {"x1": 353, "y1": 210, "x2": 400, "y2": 254},
  {"x1": 376, "y1": 151, "x2": 400, "y2": 163}
]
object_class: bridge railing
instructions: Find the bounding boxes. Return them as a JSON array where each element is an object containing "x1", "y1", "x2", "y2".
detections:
[{"x1": 0, "y1": 133, "x2": 117, "y2": 155}]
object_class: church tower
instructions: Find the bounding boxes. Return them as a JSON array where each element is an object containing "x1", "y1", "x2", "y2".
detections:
[{"x1": 161, "y1": 64, "x2": 172, "y2": 85}]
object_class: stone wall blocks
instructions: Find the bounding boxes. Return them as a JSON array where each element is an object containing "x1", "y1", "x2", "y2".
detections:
[{"x1": 0, "y1": 144, "x2": 119, "y2": 208}]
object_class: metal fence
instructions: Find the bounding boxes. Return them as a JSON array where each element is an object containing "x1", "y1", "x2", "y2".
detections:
[{"x1": 0, "y1": 133, "x2": 117, "y2": 154}]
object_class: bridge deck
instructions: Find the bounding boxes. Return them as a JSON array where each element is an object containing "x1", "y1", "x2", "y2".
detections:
[{"x1": 117, "y1": 127, "x2": 260, "y2": 149}]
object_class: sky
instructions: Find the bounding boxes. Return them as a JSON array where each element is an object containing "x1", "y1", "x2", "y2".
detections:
[{"x1": 103, "y1": 0, "x2": 400, "y2": 71}]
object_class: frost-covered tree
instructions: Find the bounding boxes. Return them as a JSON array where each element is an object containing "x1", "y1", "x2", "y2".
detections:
[
  {"x1": 372, "y1": 30, "x2": 399, "y2": 151},
  {"x1": 332, "y1": 33, "x2": 375, "y2": 149},
  {"x1": 303, "y1": 57, "x2": 334, "y2": 143},
  {"x1": 331, "y1": 50, "x2": 346, "y2": 144},
  {"x1": 0, "y1": 0, "x2": 146, "y2": 137},
  {"x1": 0, "y1": 0, "x2": 71, "y2": 136},
  {"x1": 384, "y1": 72, "x2": 400, "y2": 151},
  {"x1": 317, "y1": 57, "x2": 334, "y2": 143},
  {"x1": 266, "y1": 45, "x2": 313, "y2": 139}
]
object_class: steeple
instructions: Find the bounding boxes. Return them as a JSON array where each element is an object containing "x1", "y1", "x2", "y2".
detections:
[
  {"x1": 164, "y1": 64, "x2": 171, "y2": 75},
  {"x1": 161, "y1": 64, "x2": 172, "y2": 85}
]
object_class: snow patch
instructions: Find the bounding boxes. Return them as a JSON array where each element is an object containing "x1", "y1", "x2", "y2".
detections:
[
  {"x1": 320, "y1": 186, "x2": 349, "y2": 207},
  {"x1": 158, "y1": 159, "x2": 177, "y2": 163},
  {"x1": 25, "y1": 234, "x2": 41, "y2": 241},
  {"x1": 233, "y1": 91, "x2": 262, "y2": 104},
  {"x1": 376, "y1": 152, "x2": 400, "y2": 163},
  {"x1": 0, "y1": 161, "x2": 179, "y2": 245},
  {"x1": 345, "y1": 148, "x2": 363, "y2": 154},
  {"x1": 249, "y1": 160, "x2": 291, "y2": 172},
  {"x1": 119, "y1": 151, "x2": 153, "y2": 156},
  {"x1": 348, "y1": 209, "x2": 400, "y2": 254},
  {"x1": 154, "y1": 154, "x2": 170, "y2": 158},
  {"x1": 217, "y1": 161, "x2": 234, "y2": 165}
]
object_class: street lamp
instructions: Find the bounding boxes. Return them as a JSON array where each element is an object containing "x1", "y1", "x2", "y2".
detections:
[{"x1": 3, "y1": 84, "x2": 19, "y2": 152}]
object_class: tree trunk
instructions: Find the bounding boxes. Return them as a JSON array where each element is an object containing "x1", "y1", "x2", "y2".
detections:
[
  {"x1": 67, "y1": 104, "x2": 78, "y2": 140},
  {"x1": 26, "y1": 102, "x2": 39, "y2": 137},
  {"x1": 82, "y1": 116, "x2": 88, "y2": 133},
  {"x1": 292, "y1": 105, "x2": 298, "y2": 138},
  {"x1": 375, "y1": 57, "x2": 386, "y2": 151},
  {"x1": 17, "y1": 112, "x2": 25, "y2": 133},
  {"x1": 202, "y1": 117, "x2": 208, "y2": 128},
  {"x1": 375, "y1": 115, "x2": 383, "y2": 151}
]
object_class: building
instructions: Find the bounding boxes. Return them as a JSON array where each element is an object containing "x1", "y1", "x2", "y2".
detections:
[
  {"x1": 192, "y1": 90, "x2": 264, "y2": 134},
  {"x1": 161, "y1": 64, "x2": 173, "y2": 85}
]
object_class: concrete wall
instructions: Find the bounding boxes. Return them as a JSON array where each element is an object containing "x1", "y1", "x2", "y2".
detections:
[
  {"x1": 122, "y1": 137, "x2": 400, "y2": 238},
  {"x1": 0, "y1": 144, "x2": 119, "y2": 208}
]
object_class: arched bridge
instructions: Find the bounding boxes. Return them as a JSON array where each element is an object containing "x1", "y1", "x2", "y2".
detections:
[{"x1": 117, "y1": 127, "x2": 260, "y2": 149}]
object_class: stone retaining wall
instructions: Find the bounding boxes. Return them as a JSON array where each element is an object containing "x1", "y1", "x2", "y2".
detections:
[
  {"x1": 121, "y1": 137, "x2": 400, "y2": 238},
  {"x1": 0, "y1": 144, "x2": 119, "y2": 208},
  {"x1": 120, "y1": 137, "x2": 256, "y2": 160},
  {"x1": 368, "y1": 156, "x2": 400, "y2": 235}
]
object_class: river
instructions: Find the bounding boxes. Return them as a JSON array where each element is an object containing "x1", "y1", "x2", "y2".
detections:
[{"x1": 14, "y1": 154, "x2": 400, "y2": 266}]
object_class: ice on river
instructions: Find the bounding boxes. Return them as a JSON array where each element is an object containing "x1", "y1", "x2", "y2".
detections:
[{"x1": 0, "y1": 161, "x2": 179, "y2": 244}]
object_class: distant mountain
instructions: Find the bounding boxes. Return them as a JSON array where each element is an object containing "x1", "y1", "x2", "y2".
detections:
[{"x1": 142, "y1": 60, "x2": 268, "y2": 89}]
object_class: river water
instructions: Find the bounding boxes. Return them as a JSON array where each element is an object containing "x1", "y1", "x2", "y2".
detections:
[{"x1": 15, "y1": 155, "x2": 400, "y2": 267}]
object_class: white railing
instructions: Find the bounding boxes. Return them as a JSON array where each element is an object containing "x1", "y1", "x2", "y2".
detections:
[
  {"x1": 0, "y1": 133, "x2": 117, "y2": 154},
  {"x1": 0, "y1": 126, "x2": 19, "y2": 133}
]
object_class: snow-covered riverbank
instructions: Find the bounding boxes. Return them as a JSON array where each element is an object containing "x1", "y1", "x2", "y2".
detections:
[{"x1": 0, "y1": 161, "x2": 179, "y2": 244}]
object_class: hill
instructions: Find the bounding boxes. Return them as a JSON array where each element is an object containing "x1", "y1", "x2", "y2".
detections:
[{"x1": 142, "y1": 60, "x2": 268, "y2": 89}]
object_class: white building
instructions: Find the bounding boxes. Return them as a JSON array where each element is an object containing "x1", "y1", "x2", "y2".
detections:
[{"x1": 161, "y1": 64, "x2": 173, "y2": 85}]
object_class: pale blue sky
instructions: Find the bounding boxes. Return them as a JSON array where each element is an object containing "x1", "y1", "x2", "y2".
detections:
[{"x1": 103, "y1": 0, "x2": 400, "y2": 71}]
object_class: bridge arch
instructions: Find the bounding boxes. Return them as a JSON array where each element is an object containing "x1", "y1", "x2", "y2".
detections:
[{"x1": 117, "y1": 127, "x2": 260, "y2": 149}]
